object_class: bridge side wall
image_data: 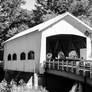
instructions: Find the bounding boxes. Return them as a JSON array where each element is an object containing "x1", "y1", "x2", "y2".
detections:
[{"x1": 4, "y1": 31, "x2": 41, "y2": 73}]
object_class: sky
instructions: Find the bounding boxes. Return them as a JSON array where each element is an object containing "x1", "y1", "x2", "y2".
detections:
[{"x1": 22, "y1": 0, "x2": 36, "y2": 10}]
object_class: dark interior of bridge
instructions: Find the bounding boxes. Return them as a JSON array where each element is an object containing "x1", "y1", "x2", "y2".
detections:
[{"x1": 46, "y1": 34, "x2": 86, "y2": 59}]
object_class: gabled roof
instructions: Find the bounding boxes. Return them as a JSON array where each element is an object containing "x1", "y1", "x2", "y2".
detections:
[{"x1": 3, "y1": 12, "x2": 92, "y2": 44}]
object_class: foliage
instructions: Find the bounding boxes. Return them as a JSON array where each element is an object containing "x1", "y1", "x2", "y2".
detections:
[
  {"x1": 0, "y1": 79, "x2": 49, "y2": 92},
  {"x1": 37, "y1": 0, "x2": 90, "y2": 16},
  {"x1": 36, "y1": 0, "x2": 92, "y2": 28},
  {"x1": 0, "y1": 0, "x2": 35, "y2": 45},
  {"x1": 1, "y1": 0, "x2": 92, "y2": 43},
  {"x1": 1, "y1": 0, "x2": 92, "y2": 47}
]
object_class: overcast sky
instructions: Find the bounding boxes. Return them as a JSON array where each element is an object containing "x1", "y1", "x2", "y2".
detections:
[{"x1": 22, "y1": 0, "x2": 36, "y2": 10}]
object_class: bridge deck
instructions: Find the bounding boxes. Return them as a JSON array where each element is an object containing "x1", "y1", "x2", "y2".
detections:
[
  {"x1": 45, "y1": 58, "x2": 92, "y2": 85},
  {"x1": 46, "y1": 70, "x2": 84, "y2": 82}
]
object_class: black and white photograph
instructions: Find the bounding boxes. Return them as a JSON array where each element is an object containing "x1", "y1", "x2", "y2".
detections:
[{"x1": 0, "y1": 0, "x2": 92, "y2": 92}]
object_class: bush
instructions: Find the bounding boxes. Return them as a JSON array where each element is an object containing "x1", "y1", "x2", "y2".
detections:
[{"x1": 0, "y1": 79, "x2": 49, "y2": 92}]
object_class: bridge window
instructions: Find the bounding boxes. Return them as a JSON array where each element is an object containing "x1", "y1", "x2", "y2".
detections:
[
  {"x1": 28, "y1": 51, "x2": 35, "y2": 60},
  {"x1": 8, "y1": 54, "x2": 11, "y2": 61},
  {"x1": 13, "y1": 53, "x2": 17, "y2": 60},
  {"x1": 20, "y1": 52, "x2": 26, "y2": 60}
]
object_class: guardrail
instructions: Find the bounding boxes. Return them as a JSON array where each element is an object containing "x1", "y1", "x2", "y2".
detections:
[{"x1": 45, "y1": 57, "x2": 92, "y2": 78}]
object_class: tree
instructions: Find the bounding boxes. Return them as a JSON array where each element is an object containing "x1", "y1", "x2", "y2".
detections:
[
  {"x1": 0, "y1": 0, "x2": 35, "y2": 44},
  {"x1": 1, "y1": 0, "x2": 92, "y2": 43},
  {"x1": 37, "y1": 0, "x2": 90, "y2": 16},
  {"x1": 33, "y1": 0, "x2": 57, "y2": 22},
  {"x1": 69, "y1": 0, "x2": 89, "y2": 16},
  {"x1": 35, "y1": 0, "x2": 92, "y2": 27}
]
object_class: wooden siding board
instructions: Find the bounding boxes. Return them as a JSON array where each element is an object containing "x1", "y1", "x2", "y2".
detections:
[{"x1": 4, "y1": 31, "x2": 41, "y2": 72}]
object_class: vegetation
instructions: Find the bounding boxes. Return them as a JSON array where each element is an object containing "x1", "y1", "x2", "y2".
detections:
[
  {"x1": 0, "y1": 0, "x2": 35, "y2": 47},
  {"x1": 1, "y1": 0, "x2": 92, "y2": 49},
  {"x1": 36, "y1": 0, "x2": 92, "y2": 25},
  {"x1": 0, "y1": 79, "x2": 48, "y2": 92}
]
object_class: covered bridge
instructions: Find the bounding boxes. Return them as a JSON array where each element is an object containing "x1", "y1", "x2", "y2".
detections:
[{"x1": 3, "y1": 12, "x2": 92, "y2": 74}]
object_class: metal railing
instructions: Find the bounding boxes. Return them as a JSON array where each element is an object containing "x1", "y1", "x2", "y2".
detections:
[{"x1": 45, "y1": 57, "x2": 92, "y2": 78}]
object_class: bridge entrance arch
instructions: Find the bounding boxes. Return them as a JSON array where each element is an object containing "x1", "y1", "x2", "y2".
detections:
[{"x1": 46, "y1": 34, "x2": 86, "y2": 60}]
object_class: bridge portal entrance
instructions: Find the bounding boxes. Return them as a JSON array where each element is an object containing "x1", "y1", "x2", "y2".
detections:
[{"x1": 46, "y1": 34, "x2": 86, "y2": 60}]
